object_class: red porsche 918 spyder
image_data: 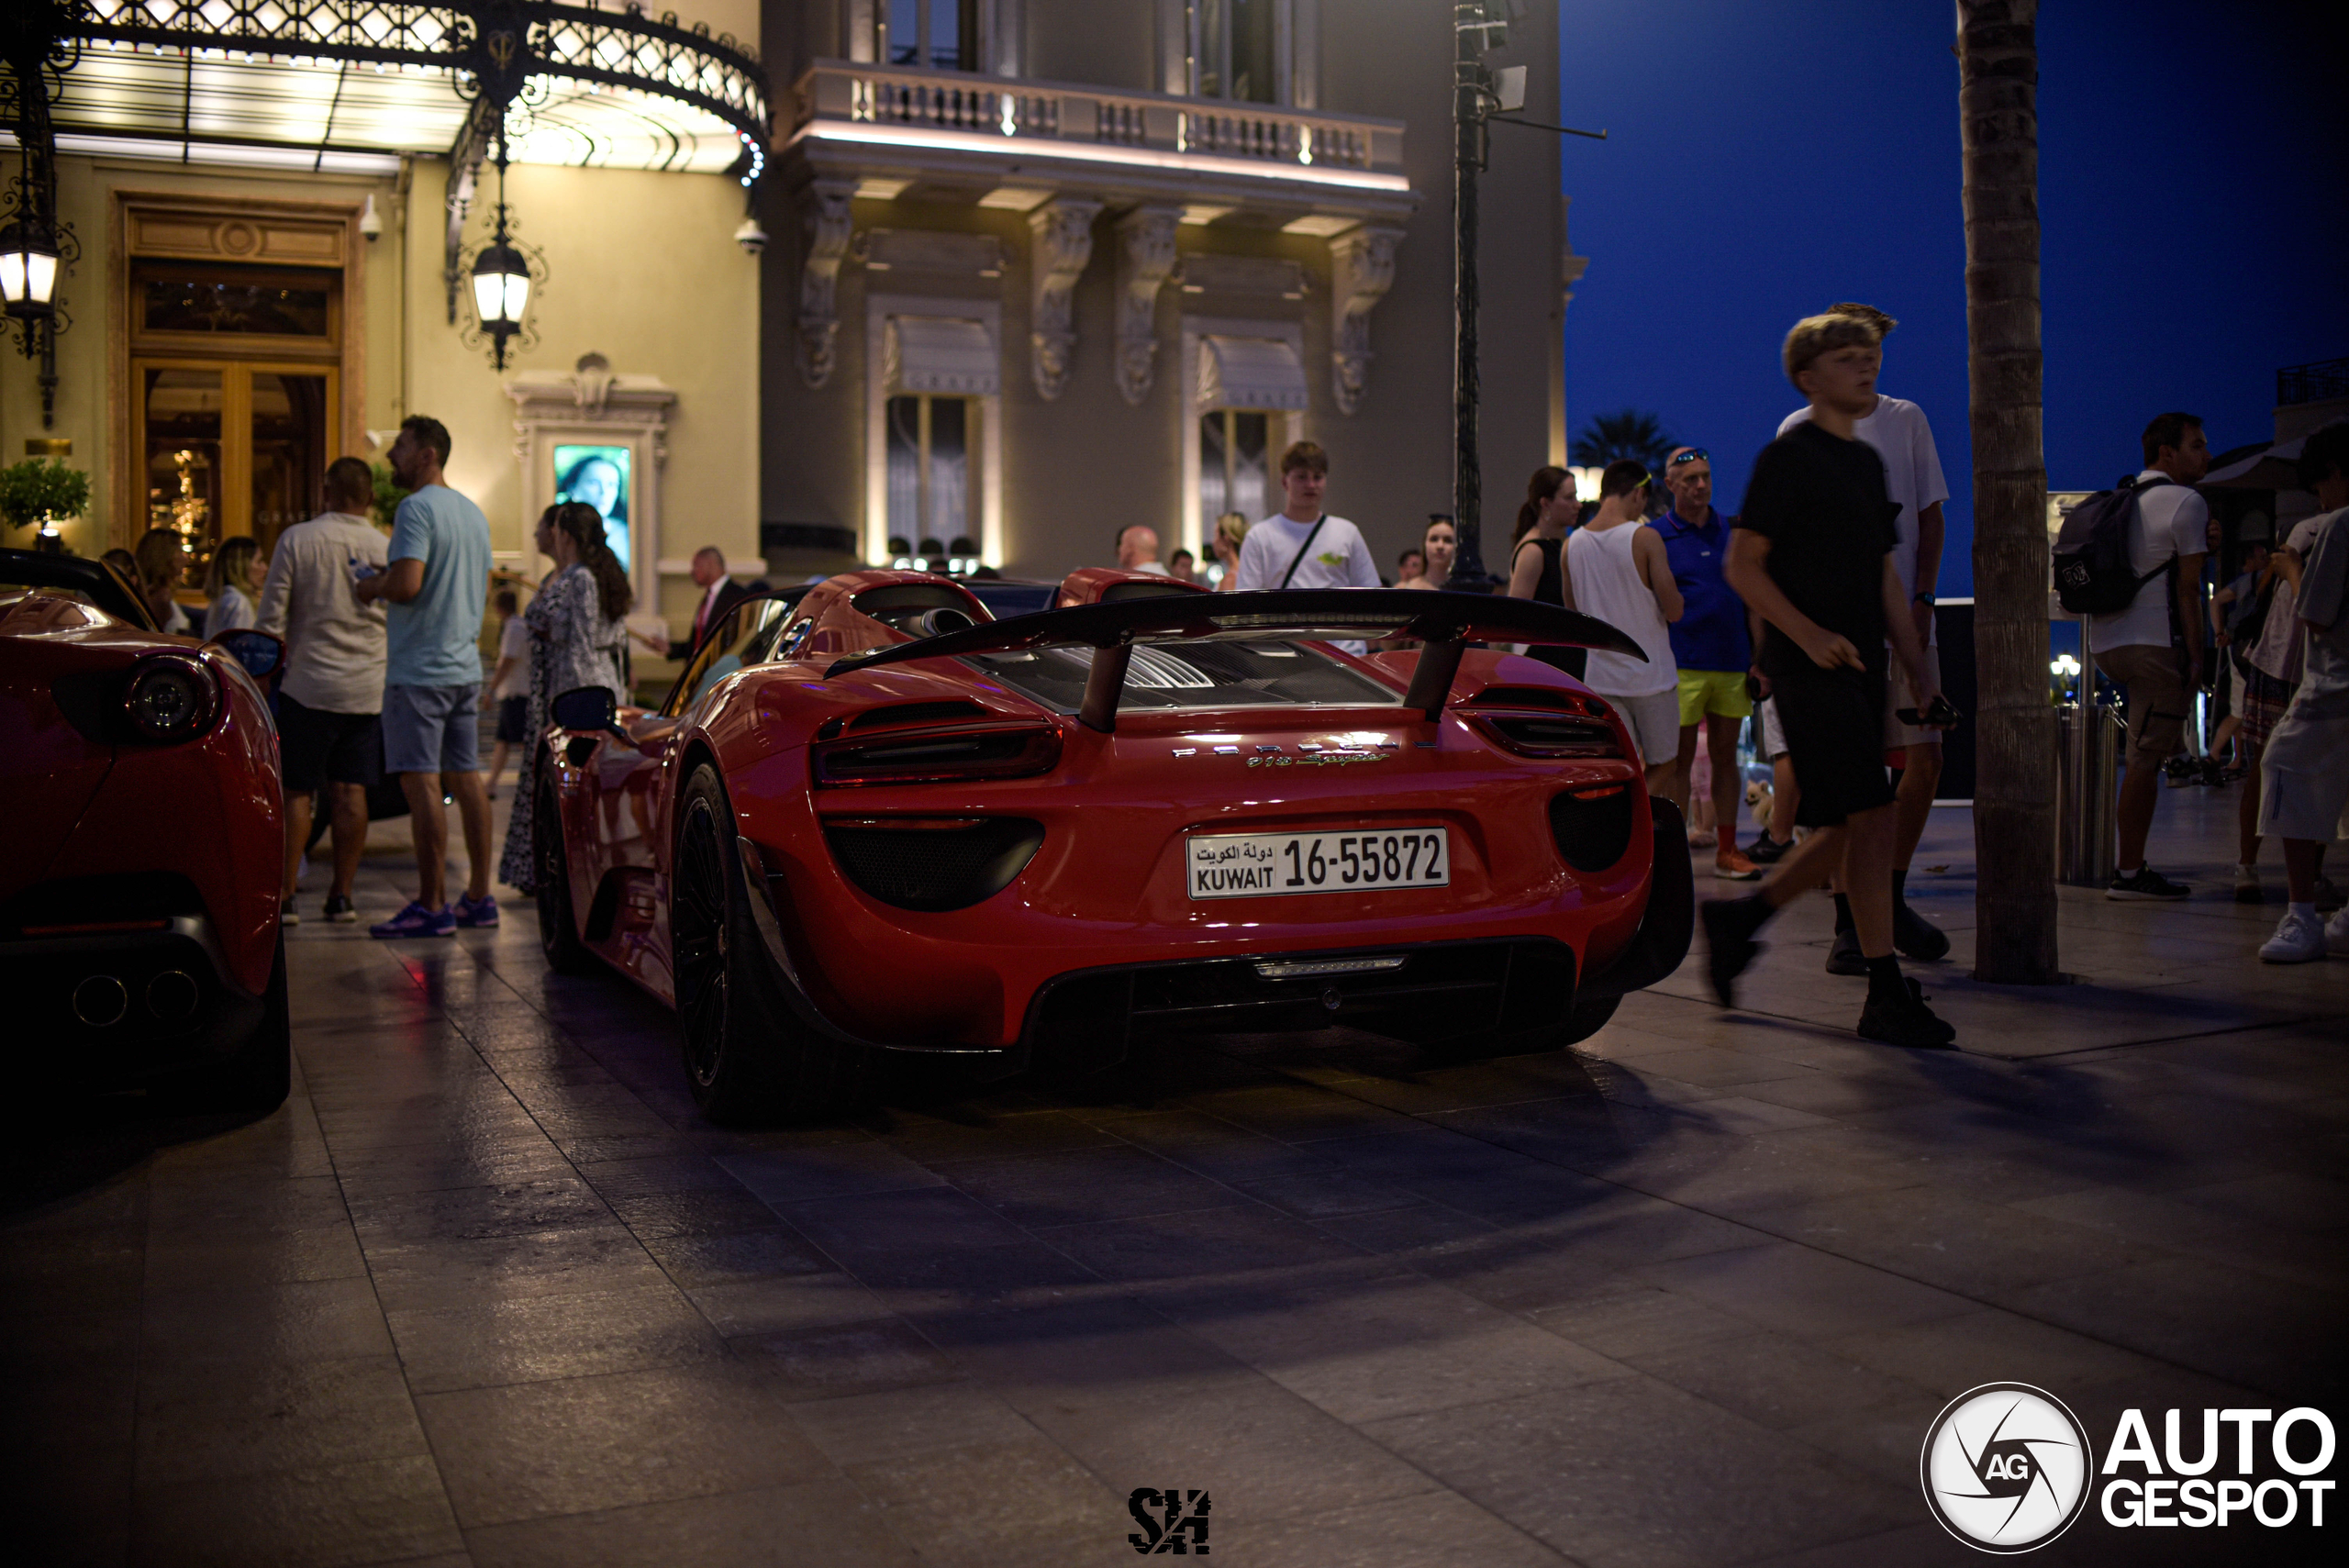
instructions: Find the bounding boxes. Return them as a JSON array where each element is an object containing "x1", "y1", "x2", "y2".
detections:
[
  {"x1": 537, "y1": 570, "x2": 1694, "y2": 1121},
  {"x1": 1, "y1": 549, "x2": 291, "y2": 1109}
]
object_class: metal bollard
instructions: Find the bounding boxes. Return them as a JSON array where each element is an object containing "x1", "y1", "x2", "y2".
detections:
[{"x1": 2055, "y1": 699, "x2": 2121, "y2": 886}]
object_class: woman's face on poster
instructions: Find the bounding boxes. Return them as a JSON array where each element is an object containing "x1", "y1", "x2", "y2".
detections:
[{"x1": 569, "y1": 458, "x2": 621, "y2": 518}]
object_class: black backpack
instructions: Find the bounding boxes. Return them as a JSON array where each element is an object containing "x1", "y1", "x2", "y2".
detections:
[{"x1": 2053, "y1": 476, "x2": 2175, "y2": 616}]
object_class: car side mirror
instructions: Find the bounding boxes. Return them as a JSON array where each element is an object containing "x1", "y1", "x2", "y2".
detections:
[
  {"x1": 551, "y1": 685, "x2": 621, "y2": 737},
  {"x1": 207, "y1": 628, "x2": 284, "y2": 680}
]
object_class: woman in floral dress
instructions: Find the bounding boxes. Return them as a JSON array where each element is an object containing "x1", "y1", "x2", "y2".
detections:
[{"x1": 499, "y1": 503, "x2": 632, "y2": 895}]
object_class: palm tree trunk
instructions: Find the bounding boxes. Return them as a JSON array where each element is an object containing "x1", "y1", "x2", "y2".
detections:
[{"x1": 1960, "y1": 0, "x2": 2059, "y2": 983}]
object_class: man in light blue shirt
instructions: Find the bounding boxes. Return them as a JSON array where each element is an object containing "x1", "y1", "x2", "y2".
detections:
[{"x1": 356, "y1": 415, "x2": 496, "y2": 938}]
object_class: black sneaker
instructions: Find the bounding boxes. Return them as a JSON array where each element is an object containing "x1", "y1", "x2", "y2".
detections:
[
  {"x1": 279, "y1": 902, "x2": 300, "y2": 928},
  {"x1": 1700, "y1": 896, "x2": 1770, "y2": 1009},
  {"x1": 1892, "y1": 899, "x2": 1952, "y2": 962},
  {"x1": 2107, "y1": 866, "x2": 2191, "y2": 900},
  {"x1": 323, "y1": 894, "x2": 358, "y2": 924},
  {"x1": 1824, "y1": 924, "x2": 1867, "y2": 975},
  {"x1": 1858, "y1": 978, "x2": 1957, "y2": 1049},
  {"x1": 1746, "y1": 833, "x2": 1792, "y2": 867}
]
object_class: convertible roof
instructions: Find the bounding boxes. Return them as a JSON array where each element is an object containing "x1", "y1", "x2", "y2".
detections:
[
  {"x1": 824, "y1": 588, "x2": 1648, "y2": 730},
  {"x1": 825, "y1": 588, "x2": 1644, "y2": 677}
]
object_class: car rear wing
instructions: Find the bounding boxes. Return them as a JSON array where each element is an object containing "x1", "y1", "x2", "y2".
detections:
[{"x1": 825, "y1": 588, "x2": 1647, "y2": 732}]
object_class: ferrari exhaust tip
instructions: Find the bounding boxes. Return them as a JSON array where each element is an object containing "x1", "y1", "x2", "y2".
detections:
[
  {"x1": 72, "y1": 975, "x2": 130, "y2": 1028},
  {"x1": 147, "y1": 970, "x2": 200, "y2": 1025}
]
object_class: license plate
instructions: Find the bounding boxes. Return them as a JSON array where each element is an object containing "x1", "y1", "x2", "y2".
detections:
[{"x1": 1186, "y1": 828, "x2": 1450, "y2": 900}]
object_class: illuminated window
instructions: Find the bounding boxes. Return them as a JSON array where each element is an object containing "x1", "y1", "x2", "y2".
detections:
[
  {"x1": 1190, "y1": 0, "x2": 1283, "y2": 104},
  {"x1": 1198, "y1": 408, "x2": 1271, "y2": 539},
  {"x1": 885, "y1": 0, "x2": 978, "y2": 71},
  {"x1": 886, "y1": 395, "x2": 975, "y2": 549}
]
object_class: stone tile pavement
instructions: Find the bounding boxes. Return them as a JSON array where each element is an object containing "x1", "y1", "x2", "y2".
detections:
[{"x1": 4, "y1": 789, "x2": 2343, "y2": 1566}]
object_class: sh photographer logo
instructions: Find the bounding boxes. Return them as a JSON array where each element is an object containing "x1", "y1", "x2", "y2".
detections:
[
  {"x1": 1920, "y1": 1384, "x2": 2093, "y2": 1552},
  {"x1": 1127, "y1": 1487, "x2": 1210, "y2": 1554}
]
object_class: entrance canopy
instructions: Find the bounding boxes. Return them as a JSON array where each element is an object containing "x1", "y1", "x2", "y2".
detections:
[{"x1": 21, "y1": 3, "x2": 771, "y2": 179}]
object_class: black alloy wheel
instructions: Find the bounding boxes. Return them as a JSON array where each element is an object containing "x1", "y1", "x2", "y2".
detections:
[
  {"x1": 672, "y1": 764, "x2": 847, "y2": 1124},
  {"x1": 536, "y1": 767, "x2": 595, "y2": 974}
]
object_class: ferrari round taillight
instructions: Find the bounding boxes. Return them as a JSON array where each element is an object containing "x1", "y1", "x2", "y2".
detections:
[{"x1": 125, "y1": 654, "x2": 220, "y2": 743}]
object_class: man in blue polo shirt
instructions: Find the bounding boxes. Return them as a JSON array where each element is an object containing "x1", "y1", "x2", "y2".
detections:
[{"x1": 1656, "y1": 447, "x2": 1760, "y2": 880}]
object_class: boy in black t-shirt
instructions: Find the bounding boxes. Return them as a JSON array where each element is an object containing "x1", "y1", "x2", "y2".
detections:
[{"x1": 1703, "y1": 313, "x2": 1955, "y2": 1049}]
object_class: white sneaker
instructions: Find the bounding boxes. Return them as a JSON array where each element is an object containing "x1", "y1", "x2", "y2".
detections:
[
  {"x1": 2260, "y1": 909, "x2": 2327, "y2": 963},
  {"x1": 2328, "y1": 909, "x2": 2349, "y2": 958}
]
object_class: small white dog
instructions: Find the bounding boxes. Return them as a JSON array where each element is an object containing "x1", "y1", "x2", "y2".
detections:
[{"x1": 1745, "y1": 779, "x2": 1776, "y2": 837}]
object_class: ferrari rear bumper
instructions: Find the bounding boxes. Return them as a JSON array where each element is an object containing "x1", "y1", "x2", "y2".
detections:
[{"x1": 0, "y1": 915, "x2": 267, "y2": 1084}]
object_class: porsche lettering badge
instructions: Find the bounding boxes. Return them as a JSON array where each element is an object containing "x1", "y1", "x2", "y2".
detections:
[{"x1": 1246, "y1": 750, "x2": 1387, "y2": 768}]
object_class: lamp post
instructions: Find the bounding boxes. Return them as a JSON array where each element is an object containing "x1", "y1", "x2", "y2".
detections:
[
  {"x1": 1448, "y1": 2, "x2": 1499, "y2": 595},
  {"x1": 1447, "y1": 3, "x2": 1603, "y2": 595}
]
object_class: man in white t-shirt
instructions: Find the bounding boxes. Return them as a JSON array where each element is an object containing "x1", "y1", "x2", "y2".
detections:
[
  {"x1": 1778, "y1": 303, "x2": 1952, "y2": 964},
  {"x1": 1230, "y1": 441, "x2": 1381, "y2": 651},
  {"x1": 2087, "y1": 412, "x2": 2210, "y2": 899},
  {"x1": 255, "y1": 456, "x2": 389, "y2": 926},
  {"x1": 1115, "y1": 524, "x2": 1170, "y2": 574}
]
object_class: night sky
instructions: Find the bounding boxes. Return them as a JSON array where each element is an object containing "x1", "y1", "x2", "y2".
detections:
[{"x1": 1553, "y1": 0, "x2": 2349, "y2": 598}]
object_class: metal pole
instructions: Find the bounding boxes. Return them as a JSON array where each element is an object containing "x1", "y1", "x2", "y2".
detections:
[{"x1": 1448, "y1": 3, "x2": 1496, "y2": 594}]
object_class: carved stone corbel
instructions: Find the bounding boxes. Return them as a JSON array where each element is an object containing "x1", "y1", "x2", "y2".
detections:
[
  {"x1": 1027, "y1": 198, "x2": 1101, "y2": 401},
  {"x1": 796, "y1": 179, "x2": 855, "y2": 389},
  {"x1": 1329, "y1": 226, "x2": 1405, "y2": 415},
  {"x1": 1114, "y1": 206, "x2": 1182, "y2": 406}
]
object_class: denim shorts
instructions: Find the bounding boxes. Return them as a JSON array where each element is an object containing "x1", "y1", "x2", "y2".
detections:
[{"x1": 382, "y1": 683, "x2": 481, "y2": 775}]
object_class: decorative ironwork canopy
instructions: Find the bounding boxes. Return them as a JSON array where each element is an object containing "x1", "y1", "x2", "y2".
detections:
[{"x1": 47, "y1": 2, "x2": 770, "y2": 181}]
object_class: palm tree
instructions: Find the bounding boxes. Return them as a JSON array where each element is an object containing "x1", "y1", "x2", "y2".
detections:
[
  {"x1": 1960, "y1": 0, "x2": 2058, "y2": 983},
  {"x1": 1572, "y1": 409, "x2": 1679, "y2": 474}
]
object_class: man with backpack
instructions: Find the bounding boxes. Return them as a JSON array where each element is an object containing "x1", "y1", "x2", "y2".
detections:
[{"x1": 2060, "y1": 412, "x2": 2210, "y2": 898}]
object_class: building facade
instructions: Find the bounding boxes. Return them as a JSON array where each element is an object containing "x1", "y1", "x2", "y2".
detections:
[
  {"x1": 0, "y1": 2, "x2": 1581, "y2": 649},
  {"x1": 759, "y1": 0, "x2": 1578, "y2": 581},
  {"x1": 0, "y1": 1, "x2": 770, "y2": 644}
]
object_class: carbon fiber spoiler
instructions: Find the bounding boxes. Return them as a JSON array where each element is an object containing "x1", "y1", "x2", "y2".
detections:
[{"x1": 825, "y1": 588, "x2": 1645, "y2": 732}]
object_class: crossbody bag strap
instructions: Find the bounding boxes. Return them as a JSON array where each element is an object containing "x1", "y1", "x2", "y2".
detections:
[{"x1": 1277, "y1": 517, "x2": 1328, "y2": 589}]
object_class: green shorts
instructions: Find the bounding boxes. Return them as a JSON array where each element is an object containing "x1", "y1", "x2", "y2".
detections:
[{"x1": 1676, "y1": 668, "x2": 1753, "y2": 727}]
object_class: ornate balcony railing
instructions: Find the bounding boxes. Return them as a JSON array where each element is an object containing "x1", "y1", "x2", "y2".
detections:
[
  {"x1": 2277, "y1": 358, "x2": 2349, "y2": 408},
  {"x1": 793, "y1": 60, "x2": 1405, "y2": 185}
]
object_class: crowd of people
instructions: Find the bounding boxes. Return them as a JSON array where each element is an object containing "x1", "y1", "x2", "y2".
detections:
[
  {"x1": 97, "y1": 415, "x2": 655, "y2": 940},
  {"x1": 102, "y1": 306, "x2": 2343, "y2": 1010}
]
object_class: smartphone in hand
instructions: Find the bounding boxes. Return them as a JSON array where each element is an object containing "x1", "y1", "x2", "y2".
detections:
[{"x1": 1896, "y1": 695, "x2": 1962, "y2": 729}]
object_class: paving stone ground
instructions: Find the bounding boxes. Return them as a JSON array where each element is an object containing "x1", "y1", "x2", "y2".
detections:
[{"x1": 6, "y1": 787, "x2": 2343, "y2": 1567}]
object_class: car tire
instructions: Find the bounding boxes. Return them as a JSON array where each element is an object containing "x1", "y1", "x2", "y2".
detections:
[
  {"x1": 193, "y1": 929, "x2": 291, "y2": 1114},
  {"x1": 1554, "y1": 993, "x2": 1620, "y2": 1046},
  {"x1": 536, "y1": 764, "x2": 596, "y2": 975},
  {"x1": 672, "y1": 763, "x2": 851, "y2": 1125}
]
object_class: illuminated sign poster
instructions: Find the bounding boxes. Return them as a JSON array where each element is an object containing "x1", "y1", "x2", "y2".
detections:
[{"x1": 553, "y1": 443, "x2": 631, "y2": 572}]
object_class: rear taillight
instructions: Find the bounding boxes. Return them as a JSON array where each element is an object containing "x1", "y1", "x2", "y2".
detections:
[
  {"x1": 1549, "y1": 782, "x2": 1636, "y2": 871},
  {"x1": 125, "y1": 653, "x2": 221, "y2": 744},
  {"x1": 812, "y1": 721, "x2": 1062, "y2": 787}
]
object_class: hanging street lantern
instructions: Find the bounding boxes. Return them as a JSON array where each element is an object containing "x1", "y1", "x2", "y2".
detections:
[
  {"x1": 0, "y1": 215, "x2": 61, "y2": 319},
  {"x1": 467, "y1": 161, "x2": 531, "y2": 369}
]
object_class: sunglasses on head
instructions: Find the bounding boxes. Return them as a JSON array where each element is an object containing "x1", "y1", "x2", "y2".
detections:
[{"x1": 1666, "y1": 449, "x2": 1709, "y2": 468}]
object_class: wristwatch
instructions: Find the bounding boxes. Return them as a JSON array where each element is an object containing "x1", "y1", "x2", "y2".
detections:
[{"x1": 1913, "y1": 591, "x2": 1936, "y2": 606}]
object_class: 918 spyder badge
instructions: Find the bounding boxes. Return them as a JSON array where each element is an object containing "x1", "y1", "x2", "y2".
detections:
[{"x1": 1187, "y1": 828, "x2": 1450, "y2": 899}]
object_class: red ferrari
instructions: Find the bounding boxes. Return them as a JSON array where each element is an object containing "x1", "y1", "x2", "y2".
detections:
[
  {"x1": 538, "y1": 569, "x2": 1693, "y2": 1121},
  {"x1": 1, "y1": 549, "x2": 290, "y2": 1109}
]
